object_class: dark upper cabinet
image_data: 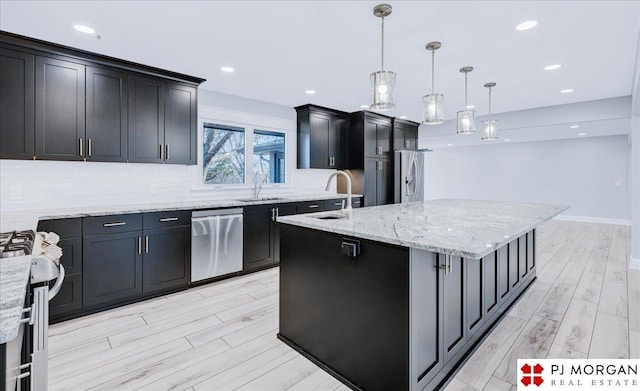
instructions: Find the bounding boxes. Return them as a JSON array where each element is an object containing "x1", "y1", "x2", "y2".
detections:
[
  {"x1": 85, "y1": 66, "x2": 128, "y2": 162},
  {"x1": 296, "y1": 104, "x2": 348, "y2": 169},
  {"x1": 393, "y1": 118, "x2": 419, "y2": 151},
  {"x1": 348, "y1": 111, "x2": 393, "y2": 166},
  {"x1": 128, "y1": 75, "x2": 165, "y2": 164},
  {"x1": 0, "y1": 47, "x2": 34, "y2": 159},
  {"x1": 164, "y1": 83, "x2": 197, "y2": 165},
  {"x1": 35, "y1": 56, "x2": 85, "y2": 161}
]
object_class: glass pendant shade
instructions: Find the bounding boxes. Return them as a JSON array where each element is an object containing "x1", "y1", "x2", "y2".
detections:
[
  {"x1": 456, "y1": 109, "x2": 476, "y2": 134},
  {"x1": 422, "y1": 93, "x2": 444, "y2": 124},
  {"x1": 370, "y1": 70, "x2": 396, "y2": 111},
  {"x1": 481, "y1": 119, "x2": 498, "y2": 140}
]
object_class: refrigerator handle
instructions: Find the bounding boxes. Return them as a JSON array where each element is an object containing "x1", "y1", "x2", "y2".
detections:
[{"x1": 406, "y1": 157, "x2": 417, "y2": 197}]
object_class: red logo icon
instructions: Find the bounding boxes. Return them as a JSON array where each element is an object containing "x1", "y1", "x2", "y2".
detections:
[{"x1": 521, "y1": 363, "x2": 544, "y2": 387}]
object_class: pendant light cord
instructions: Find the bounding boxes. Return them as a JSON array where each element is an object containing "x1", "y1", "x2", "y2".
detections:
[
  {"x1": 464, "y1": 72, "x2": 468, "y2": 107},
  {"x1": 488, "y1": 87, "x2": 492, "y2": 120},
  {"x1": 431, "y1": 50, "x2": 435, "y2": 94},
  {"x1": 381, "y1": 16, "x2": 385, "y2": 71}
]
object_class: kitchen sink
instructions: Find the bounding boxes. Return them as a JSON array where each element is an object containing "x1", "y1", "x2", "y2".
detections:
[{"x1": 235, "y1": 197, "x2": 285, "y2": 202}]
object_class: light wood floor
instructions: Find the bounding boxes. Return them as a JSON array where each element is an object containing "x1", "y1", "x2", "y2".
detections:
[{"x1": 48, "y1": 220, "x2": 638, "y2": 391}]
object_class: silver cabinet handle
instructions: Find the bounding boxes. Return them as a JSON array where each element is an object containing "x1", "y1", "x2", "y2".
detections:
[
  {"x1": 271, "y1": 208, "x2": 276, "y2": 221},
  {"x1": 137, "y1": 236, "x2": 142, "y2": 255},
  {"x1": 159, "y1": 144, "x2": 163, "y2": 160},
  {"x1": 88, "y1": 138, "x2": 92, "y2": 157},
  {"x1": 333, "y1": 202, "x2": 343, "y2": 206},
  {"x1": 276, "y1": 208, "x2": 280, "y2": 218},
  {"x1": 165, "y1": 144, "x2": 169, "y2": 160},
  {"x1": 308, "y1": 204, "x2": 319, "y2": 209},
  {"x1": 79, "y1": 138, "x2": 83, "y2": 156},
  {"x1": 159, "y1": 217, "x2": 178, "y2": 222},
  {"x1": 145, "y1": 236, "x2": 149, "y2": 254},
  {"x1": 103, "y1": 222, "x2": 126, "y2": 227}
]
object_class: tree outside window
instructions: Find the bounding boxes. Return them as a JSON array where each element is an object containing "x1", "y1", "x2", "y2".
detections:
[
  {"x1": 253, "y1": 130, "x2": 285, "y2": 183},
  {"x1": 203, "y1": 124, "x2": 245, "y2": 184}
]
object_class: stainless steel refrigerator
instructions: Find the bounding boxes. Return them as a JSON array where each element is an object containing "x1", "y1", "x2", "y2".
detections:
[{"x1": 394, "y1": 149, "x2": 427, "y2": 203}]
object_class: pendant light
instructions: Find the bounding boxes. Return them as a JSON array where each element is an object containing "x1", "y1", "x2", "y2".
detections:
[
  {"x1": 422, "y1": 41, "x2": 444, "y2": 124},
  {"x1": 457, "y1": 67, "x2": 475, "y2": 134},
  {"x1": 482, "y1": 82, "x2": 498, "y2": 140},
  {"x1": 370, "y1": 4, "x2": 396, "y2": 111}
]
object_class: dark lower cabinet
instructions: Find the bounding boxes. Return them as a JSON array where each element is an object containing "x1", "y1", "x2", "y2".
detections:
[
  {"x1": 498, "y1": 246, "x2": 510, "y2": 301},
  {"x1": 273, "y1": 203, "x2": 297, "y2": 264},
  {"x1": 483, "y1": 251, "x2": 500, "y2": 320},
  {"x1": 364, "y1": 158, "x2": 392, "y2": 206},
  {"x1": 0, "y1": 47, "x2": 34, "y2": 159},
  {"x1": 508, "y1": 239, "x2": 520, "y2": 289},
  {"x1": 443, "y1": 255, "x2": 466, "y2": 363},
  {"x1": 50, "y1": 273, "x2": 83, "y2": 316},
  {"x1": 527, "y1": 230, "x2": 536, "y2": 272},
  {"x1": 85, "y1": 66, "x2": 128, "y2": 162},
  {"x1": 82, "y1": 231, "x2": 143, "y2": 308},
  {"x1": 466, "y1": 255, "x2": 484, "y2": 336},
  {"x1": 243, "y1": 204, "x2": 276, "y2": 272},
  {"x1": 35, "y1": 56, "x2": 85, "y2": 161},
  {"x1": 142, "y1": 226, "x2": 191, "y2": 293}
]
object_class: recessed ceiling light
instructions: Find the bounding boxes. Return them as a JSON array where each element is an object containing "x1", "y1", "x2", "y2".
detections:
[
  {"x1": 220, "y1": 66, "x2": 235, "y2": 73},
  {"x1": 465, "y1": 105, "x2": 475, "y2": 109},
  {"x1": 516, "y1": 20, "x2": 538, "y2": 31},
  {"x1": 570, "y1": 125, "x2": 579, "y2": 129},
  {"x1": 504, "y1": 139, "x2": 511, "y2": 142},
  {"x1": 544, "y1": 64, "x2": 561, "y2": 71},
  {"x1": 360, "y1": 104, "x2": 369, "y2": 109},
  {"x1": 73, "y1": 24, "x2": 96, "y2": 34},
  {"x1": 399, "y1": 115, "x2": 407, "y2": 119},
  {"x1": 560, "y1": 88, "x2": 574, "y2": 94},
  {"x1": 578, "y1": 132, "x2": 586, "y2": 136},
  {"x1": 305, "y1": 90, "x2": 317, "y2": 95},
  {"x1": 447, "y1": 143, "x2": 453, "y2": 146}
]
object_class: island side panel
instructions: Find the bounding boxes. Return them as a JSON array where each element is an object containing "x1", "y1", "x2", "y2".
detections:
[{"x1": 278, "y1": 224, "x2": 410, "y2": 391}]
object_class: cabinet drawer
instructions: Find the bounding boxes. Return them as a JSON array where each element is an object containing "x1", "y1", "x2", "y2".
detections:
[
  {"x1": 83, "y1": 213, "x2": 142, "y2": 235},
  {"x1": 323, "y1": 199, "x2": 346, "y2": 211},
  {"x1": 352, "y1": 197, "x2": 363, "y2": 208},
  {"x1": 37, "y1": 217, "x2": 81, "y2": 237},
  {"x1": 296, "y1": 201, "x2": 323, "y2": 214},
  {"x1": 143, "y1": 210, "x2": 191, "y2": 229}
]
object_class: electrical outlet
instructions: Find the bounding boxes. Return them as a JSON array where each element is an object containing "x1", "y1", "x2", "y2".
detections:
[{"x1": 9, "y1": 185, "x2": 22, "y2": 200}]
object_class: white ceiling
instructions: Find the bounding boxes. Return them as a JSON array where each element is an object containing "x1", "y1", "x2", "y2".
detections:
[{"x1": 1, "y1": 0, "x2": 638, "y2": 125}]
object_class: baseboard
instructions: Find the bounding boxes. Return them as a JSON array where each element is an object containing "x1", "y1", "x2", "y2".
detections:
[
  {"x1": 553, "y1": 215, "x2": 632, "y2": 226},
  {"x1": 630, "y1": 256, "x2": 640, "y2": 270}
]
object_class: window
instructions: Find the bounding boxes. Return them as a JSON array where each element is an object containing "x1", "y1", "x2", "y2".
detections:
[
  {"x1": 253, "y1": 130, "x2": 285, "y2": 183},
  {"x1": 203, "y1": 123, "x2": 245, "y2": 184}
]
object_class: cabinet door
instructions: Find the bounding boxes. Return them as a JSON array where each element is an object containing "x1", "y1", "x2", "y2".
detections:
[
  {"x1": 309, "y1": 112, "x2": 330, "y2": 168},
  {"x1": 377, "y1": 120, "x2": 392, "y2": 158},
  {"x1": 85, "y1": 66, "x2": 128, "y2": 162},
  {"x1": 83, "y1": 231, "x2": 143, "y2": 307},
  {"x1": 323, "y1": 198, "x2": 346, "y2": 211},
  {"x1": 273, "y1": 203, "x2": 298, "y2": 263},
  {"x1": 143, "y1": 226, "x2": 190, "y2": 293},
  {"x1": 0, "y1": 47, "x2": 34, "y2": 159},
  {"x1": 329, "y1": 114, "x2": 347, "y2": 168},
  {"x1": 364, "y1": 118, "x2": 380, "y2": 158},
  {"x1": 519, "y1": 235, "x2": 528, "y2": 279},
  {"x1": 164, "y1": 83, "x2": 197, "y2": 165},
  {"x1": 497, "y1": 246, "x2": 510, "y2": 301},
  {"x1": 527, "y1": 230, "x2": 536, "y2": 272},
  {"x1": 243, "y1": 205, "x2": 274, "y2": 271},
  {"x1": 377, "y1": 158, "x2": 392, "y2": 205},
  {"x1": 483, "y1": 250, "x2": 500, "y2": 319},
  {"x1": 364, "y1": 158, "x2": 379, "y2": 206},
  {"x1": 128, "y1": 75, "x2": 164, "y2": 163},
  {"x1": 49, "y1": 273, "x2": 82, "y2": 319},
  {"x1": 393, "y1": 126, "x2": 405, "y2": 152},
  {"x1": 466, "y1": 257, "x2": 484, "y2": 337},
  {"x1": 508, "y1": 239, "x2": 520, "y2": 289},
  {"x1": 35, "y1": 56, "x2": 85, "y2": 160},
  {"x1": 405, "y1": 127, "x2": 418, "y2": 150},
  {"x1": 443, "y1": 255, "x2": 466, "y2": 363}
]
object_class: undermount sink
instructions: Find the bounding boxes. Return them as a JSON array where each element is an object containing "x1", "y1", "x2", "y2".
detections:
[
  {"x1": 312, "y1": 214, "x2": 346, "y2": 220},
  {"x1": 235, "y1": 197, "x2": 285, "y2": 202}
]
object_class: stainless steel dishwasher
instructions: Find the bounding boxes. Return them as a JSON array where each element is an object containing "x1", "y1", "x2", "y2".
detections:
[{"x1": 191, "y1": 208, "x2": 243, "y2": 282}]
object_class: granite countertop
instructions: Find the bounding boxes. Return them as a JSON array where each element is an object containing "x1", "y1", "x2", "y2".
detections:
[
  {"x1": 0, "y1": 192, "x2": 362, "y2": 232},
  {"x1": 0, "y1": 256, "x2": 32, "y2": 344},
  {"x1": 277, "y1": 199, "x2": 569, "y2": 259}
]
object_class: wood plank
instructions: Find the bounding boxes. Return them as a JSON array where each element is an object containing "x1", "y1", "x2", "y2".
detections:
[
  {"x1": 222, "y1": 315, "x2": 279, "y2": 347},
  {"x1": 287, "y1": 369, "x2": 344, "y2": 391},
  {"x1": 628, "y1": 269, "x2": 640, "y2": 333},
  {"x1": 534, "y1": 281, "x2": 575, "y2": 321},
  {"x1": 572, "y1": 271, "x2": 604, "y2": 304},
  {"x1": 234, "y1": 355, "x2": 319, "y2": 391},
  {"x1": 546, "y1": 343, "x2": 587, "y2": 359},
  {"x1": 482, "y1": 376, "x2": 515, "y2": 391},
  {"x1": 507, "y1": 281, "x2": 551, "y2": 321},
  {"x1": 588, "y1": 312, "x2": 629, "y2": 359},
  {"x1": 551, "y1": 299, "x2": 597, "y2": 354},
  {"x1": 493, "y1": 315, "x2": 559, "y2": 383},
  {"x1": 443, "y1": 378, "x2": 480, "y2": 391},
  {"x1": 48, "y1": 338, "x2": 111, "y2": 370},
  {"x1": 215, "y1": 293, "x2": 279, "y2": 322},
  {"x1": 192, "y1": 343, "x2": 298, "y2": 391}
]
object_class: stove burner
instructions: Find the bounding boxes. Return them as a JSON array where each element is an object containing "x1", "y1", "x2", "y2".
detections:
[{"x1": 0, "y1": 230, "x2": 36, "y2": 258}]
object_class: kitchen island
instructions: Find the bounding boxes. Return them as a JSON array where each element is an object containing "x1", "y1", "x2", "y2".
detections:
[{"x1": 276, "y1": 199, "x2": 568, "y2": 391}]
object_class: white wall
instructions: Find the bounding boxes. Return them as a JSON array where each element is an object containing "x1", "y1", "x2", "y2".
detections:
[
  {"x1": 0, "y1": 90, "x2": 335, "y2": 214},
  {"x1": 424, "y1": 135, "x2": 630, "y2": 222}
]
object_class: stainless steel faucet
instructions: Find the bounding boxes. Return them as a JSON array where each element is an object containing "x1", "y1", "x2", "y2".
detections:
[
  {"x1": 325, "y1": 171, "x2": 353, "y2": 219},
  {"x1": 254, "y1": 172, "x2": 267, "y2": 199}
]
